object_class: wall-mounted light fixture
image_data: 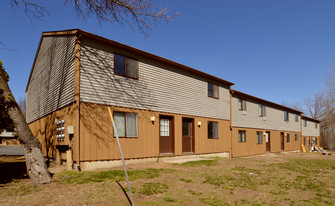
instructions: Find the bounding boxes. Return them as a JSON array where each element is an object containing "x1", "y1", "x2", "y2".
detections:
[
  {"x1": 150, "y1": 116, "x2": 155, "y2": 122},
  {"x1": 263, "y1": 132, "x2": 266, "y2": 136},
  {"x1": 197, "y1": 121, "x2": 202, "y2": 127},
  {"x1": 285, "y1": 133, "x2": 287, "y2": 137}
]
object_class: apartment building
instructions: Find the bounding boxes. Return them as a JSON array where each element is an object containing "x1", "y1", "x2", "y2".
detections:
[{"x1": 26, "y1": 29, "x2": 320, "y2": 169}]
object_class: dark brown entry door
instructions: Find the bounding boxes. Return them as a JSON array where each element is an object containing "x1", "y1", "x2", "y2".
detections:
[
  {"x1": 266, "y1": 132, "x2": 270, "y2": 152},
  {"x1": 159, "y1": 116, "x2": 174, "y2": 154},
  {"x1": 182, "y1": 118, "x2": 194, "y2": 153},
  {"x1": 281, "y1": 132, "x2": 285, "y2": 150}
]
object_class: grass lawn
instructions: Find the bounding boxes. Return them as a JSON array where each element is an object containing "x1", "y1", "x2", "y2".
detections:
[{"x1": 1, "y1": 152, "x2": 335, "y2": 205}]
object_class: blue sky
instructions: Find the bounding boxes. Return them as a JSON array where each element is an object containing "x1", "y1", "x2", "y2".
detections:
[{"x1": 1, "y1": 0, "x2": 334, "y2": 109}]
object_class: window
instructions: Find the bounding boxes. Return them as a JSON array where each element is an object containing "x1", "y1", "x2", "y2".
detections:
[
  {"x1": 295, "y1": 134, "x2": 298, "y2": 141},
  {"x1": 113, "y1": 112, "x2": 138, "y2": 137},
  {"x1": 286, "y1": 133, "x2": 291, "y2": 143},
  {"x1": 208, "y1": 83, "x2": 219, "y2": 98},
  {"x1": 208, "y1": 121, "x2": 219, "y2": 139},
  {"x1": 295, "y1": 114, "x2": 298, "y2": 122},
  {"x1": 284, "y1": 111, "x2": 289, "y2": 121},
  {"x1": 238, "y1": 99, "x2": 247, "y2": 111},
  {"x1": 257, "y1": 131, "x2": 263, "y2": 144},
  {"x1": 114, "y1": 53, "x2": 139, "y2": 79},
  {"x1": 315, "y1": 123, "x2": 318, "y2": 129},
  {"x1": 238, "y1": 130, "x2": 246, "y2": 142},
  {"x1": 259, "y1": 104, "x2": 266, "y2": 117},
  {"x1": 304, "y1": 137, "x2": 307, "y2": 146},
  {"x1": 315, "y1": 138, "x2": 318, "y2": 145},
  {"x1": 304, "y1": 119, "x2": 307, "y2": 127}
]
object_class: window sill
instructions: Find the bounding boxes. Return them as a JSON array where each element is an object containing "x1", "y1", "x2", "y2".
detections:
[{"x1": 208, "y1": 96, "x2": 219, "y2": 99}]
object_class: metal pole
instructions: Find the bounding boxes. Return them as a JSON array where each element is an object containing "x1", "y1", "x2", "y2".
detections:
[{"x1": 107, "y1": 107, "x2": 134, "y2": 206}]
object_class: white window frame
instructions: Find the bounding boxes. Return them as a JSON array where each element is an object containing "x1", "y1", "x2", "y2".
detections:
[
  {"x1": 238, "y1": 130, "x2": 246, "y2": 142},
  {"x1": 113, "y1": 112, "x2": 138, "y2": 138}
]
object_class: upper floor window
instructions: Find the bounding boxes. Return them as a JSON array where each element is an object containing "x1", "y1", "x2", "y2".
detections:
[
  {"x1": 259, "y1": 104, "x2": 266, "y2": 117},
  {"x1": 114, "y1": 53, "x2": 139, "y2": 79},
  {"x1": 113, "y1": 112, "x2": 138, "y2": 138},
  {"x1": 315, "y1": 123, "x2": 318, "y2": 129},
  {"x1": 238, "y1": 130, "x2": 246, "y2": 142},
  {"x1": 284, "y1": 111, "x2": 289, "y2": 121},
  {"x1": 208, "y1": 83, "x2": 219, "y2": 98},
  {"x1": 208, "y1": 121, "x2": 219, "y2": 139},
  {"x1": 304, "y1": 119, "x2": 307, "y2": 127},
  {"x1": 295, "y1": 114, "x2": 298, "y2": 122},
  {"x1": 238, "y1": 99, "x2": 247, "y2": 111}
]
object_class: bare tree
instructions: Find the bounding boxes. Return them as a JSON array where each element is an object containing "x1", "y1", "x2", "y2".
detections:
[
  {"x1": 17, "y1": 97, "x2": 26, "y2": 117},
  {"x1": 0, "y1": 60, "x2": 52, "y2": 184},
  {"x1": 10, "y1": 0, "x2": 178, "y2": 37},
  {"x1": 321, "y1": 68, "x2": 335, "y2": 150},
  {"x1": 280, "y1": 101, "x2": 304, "y2": 112},
  {"x1": 304, "y1": 91, "x2": 326, "y2": 119}
]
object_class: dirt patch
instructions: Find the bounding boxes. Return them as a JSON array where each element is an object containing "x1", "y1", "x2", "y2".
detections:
[{"x1": 1, "y1": 152, "x2": 335, "y2": 205}]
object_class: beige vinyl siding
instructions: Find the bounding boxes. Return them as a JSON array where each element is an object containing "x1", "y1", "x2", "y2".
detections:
[
  {"x1": 231, "y1": 96, "x2": 300, "y2": 132},
  {"x1": 302, "y1": 120, "x2": 320, "y2": 136},
  {"x1": 79, "y1": 38, "x2": 230, "y2": 120},
  {"x1": 26, "y1": 35, "x2": 75, "y2": 124}
]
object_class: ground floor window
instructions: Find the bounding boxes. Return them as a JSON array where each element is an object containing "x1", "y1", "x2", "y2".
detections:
[
  {"x1": 238, "y1": 130, "x2": 246, "y2": 142},
  {"x1": 256, "y1": 131, "x2": 263, "y2": 144},
  {"x1": 208, "y1": 121, "x2": 219, "y2": 139},
  {"x1": 286, "y1": 133, "x2": 291, "y2": 143},
  {"x1": 295, "y1": 134, "x2": 298, "y2": 141},
  {"x1": 113, "y1": 112, "x2": 138, "y2": 137},
  {"x1": 315, "y1": 138, "x2": 318, "y2": 145},
  {"x1": 304, "y1": 137, "x2": 307, "y2": 146}
]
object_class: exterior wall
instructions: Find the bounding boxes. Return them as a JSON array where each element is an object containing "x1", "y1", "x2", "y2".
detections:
[
  {"x1": 231, "y1": 96, "x2": 300, "y2": 132},
  {"x1": 231, "y1": 127, "x2": 301, "y2": 157},
  {"x1": 26, "y1": 35, "x2": 76, "y2": 124},
  {"x1": 302, "y1": 120, "x2": 320, "y2": 136},
  {"x1": 79, "y1": 38, "x2": 230, "y2": 120},
  {"x1": 79, "y1": 102, "x2": 231, "y2": 161},
  {"x1": 28, "y1": 103, "x2": 78, "y2": 161}
]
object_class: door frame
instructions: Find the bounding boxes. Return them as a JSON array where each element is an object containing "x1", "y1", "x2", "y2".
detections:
[
  {"x1": 159, "y1": 115, "x2": 175, "y2": 154},
  {"x1": 281, "y1": 132, "x2": 285, "y2": 151},
  {"x1": 182, "y1": 117, "x2": 195, "y2": 153},
  {"x1": 266, "y1": 131, "x2": 270, "y2": 152}
]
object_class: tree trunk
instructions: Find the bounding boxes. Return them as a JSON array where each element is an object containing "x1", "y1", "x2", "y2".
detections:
[{"x1": 0, "y1": 69, "x2": 51, "y2": 184}]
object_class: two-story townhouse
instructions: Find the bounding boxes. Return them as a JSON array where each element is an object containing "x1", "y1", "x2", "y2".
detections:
[
  {"x1": 301, "y1": 116, "x2": 320, "y2": 152},
  {"x1": 26, "y1": 29, "x2": 233, "y2": 170},
  {"x1": 230, "y1": 90, "x2": 303, "y2": 157}
]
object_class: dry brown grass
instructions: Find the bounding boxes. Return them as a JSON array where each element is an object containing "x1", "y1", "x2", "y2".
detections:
[{"x1": 1, "y1": 152, "x2": 335, "y2": 205}]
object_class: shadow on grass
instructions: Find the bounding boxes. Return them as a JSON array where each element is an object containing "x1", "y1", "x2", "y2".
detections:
[{"x1": 0, "y1": 160, "x2": 28, "y2": 184}]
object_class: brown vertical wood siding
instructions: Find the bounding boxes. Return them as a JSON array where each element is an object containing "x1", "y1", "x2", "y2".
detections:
[
  {"x1": 28, "y1": 104, "x2": 77, "y2": 159},
  {"x1": 79, "y1": 102, "x2": 231, "y2": 161},
  {"x1": 231, "y1": 127, "x2": 302, "y2": 157}
]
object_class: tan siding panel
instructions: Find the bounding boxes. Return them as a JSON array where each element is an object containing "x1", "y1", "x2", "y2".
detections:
[
  {"x1": 231, "y1": 96, "x2": 300, "y2": 132},
  {"x1": 26, "y1": 36, "x2": 76, "y2": 123},
  {"x1": 79, "y1": 38, "x2": 230, "y2": 120},
  {"x1": 302, "y1": 120, "x2": 320, "y2": 136}
]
